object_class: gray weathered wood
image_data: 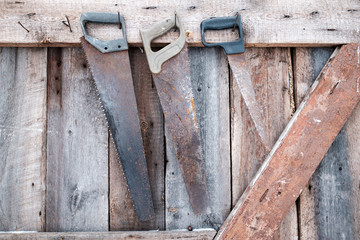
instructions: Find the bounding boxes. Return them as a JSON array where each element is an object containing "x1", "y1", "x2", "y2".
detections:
[
  {"x1": 1, "y1": 0, "x2": 360, "y2": 47},
  {"x1": 165, "y1": 47, "x2": 230, "y2": 230},
  {"x1": 109, "y1": 48, "x2": 165, "y2": 230},
  {"x1": 230, "y1": 47, "x2": 296, "y2": 239},
  {"x1": 345, "y1": 97, "x2": 360, "y2": 239},
  {"x1": 0, "y1": 229, "x2": 216, "y2": 240},
  {"x1": 294, "y1": 47, "x2": 358, "y2": 240},
  {"x1": 46, "y1": 48, "x2": 108, "y2": 231},
  {"x1": 0, "y1": 48, "x2": 47, "y2": 231}
]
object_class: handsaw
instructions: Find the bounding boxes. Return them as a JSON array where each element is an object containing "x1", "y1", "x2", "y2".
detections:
[
  {"x1": 140, "y1": 14, "x2": 210, "y2": 214},
  {"x1": 201, "y1": 14, "x2": 271, "y2": 152},
  {"x1": 80, "y1": 12, "x2": 154, "y2": 221}
]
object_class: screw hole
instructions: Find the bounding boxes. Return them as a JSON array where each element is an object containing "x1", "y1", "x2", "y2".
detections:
[
  {"x1": 118, "y1": 45, "x2": 121, "y2": 48},
  {"x1": 104, "y1": 47, "x2": 108, "y2": 50}
]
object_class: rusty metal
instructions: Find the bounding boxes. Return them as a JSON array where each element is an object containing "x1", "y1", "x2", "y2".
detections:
[
  {"x1": 228, "y1": 53, "x2": 271, "y2": 151},
  {"x1": 201, "y1": 14, "x2": 270, "y2": 151},
  {"x1": 216, "y1": 44, "x2": 360, "y2": 239},
  {"x1": 81, "y1": 37, "x2": 154, "y2": 221},
  {"x1": 152, "y1": 44, "x2": 210, "y2": 214}
]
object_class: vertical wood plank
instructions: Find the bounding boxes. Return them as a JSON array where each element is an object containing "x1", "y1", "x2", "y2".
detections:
[
  {"x1": 109, "y1": 48, "x2": 165, "y2": 230},
  {"x1": 46, "y1": 48, "x2": 108, "y2": 231},
  {"x1": 0, "y1": 48, "x2": 47, "y2": 231},
  {"x1": 230, "y1": 48, "x2": 296, "y2": 239},
  {"x1": 165, "y1": 47, "x2": 231, "y2": 230},
  {"x1": 294, "y1": 47, "x2": 358, "y2": 240},
  {"x1": 294, "y1": 47, "x2": 332, "y2": 240},
  {"x1": 345, "y1": 100, "x2": 360, "y2": 239}
]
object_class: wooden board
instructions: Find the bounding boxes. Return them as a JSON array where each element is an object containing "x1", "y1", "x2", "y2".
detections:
[
  {"x1": 165, "y1": 47, "x2": 230, "y2": 230},
  {"x1": 294, "y1": 47, "x2": 360, "y2": 239},
  {"x1": 109, "y1": 48, "x2": 165, "y2": 230},
  {"x1": 0, "y1": 47, "x2": 47, "y2": 231},
  {"x1": 1, "y1": 0, "x2": 360, "y2": 47},
  {"x1": 216, "y1": 43, "x2": 360, "y2": 239},
  {"x1": 0, "y1": 229, "x2": 216, "y2": 240},
  {"x1": 46, "y1": 48, "x2": 109, "y2": 231},
  {"x1": 230, "y1": 47, "x2": 296, "y2": 240}
]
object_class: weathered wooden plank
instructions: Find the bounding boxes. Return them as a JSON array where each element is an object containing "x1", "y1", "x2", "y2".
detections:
[
  {"x1": 165, "y1": 47, "x2": 230, "y2": 230},
  {"x1": 0, "y1": 229, "x2": 216, "y2": 240},
  {"x1": 345, "y1": 97, "x2": 360, "y2": 239},
  {"x1": 294, "y1": 47, "x2": 333, "y2": 240},
  {"x1": 216, "y1": 44, "x2": 360, "y2": 240},
  {"x1": 0, "y1": 48, "x2": 47, "y2": 231},
  {"x1": 294, "y1": 47, "x2": 359, "y2": 239},
  {"x1": 230, "y1": 47, "x2": 296, "y2": 239},
  {"x1": 109, "y1": 48, "x2": 165, "y2": 230},
  {"x1": 46, "y1": 48, "x2": 108, "y2": 231},
  {"x1": 1, "y1": 0, "x2": 359, "y2": 47}
]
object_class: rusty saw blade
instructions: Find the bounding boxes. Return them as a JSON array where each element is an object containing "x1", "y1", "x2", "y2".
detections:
[
  {"x1": 80, "y1": 12, "x2": 154, "y2": 221},
  {"x1": 140, "y1": 15, "x2": 210, "y2": 214},
  {"x1": 201, "y1": 14, "x2": 271, "y2": 151}
]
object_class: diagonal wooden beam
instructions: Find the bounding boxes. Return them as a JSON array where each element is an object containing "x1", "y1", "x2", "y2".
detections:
[{"x1": 216, "y1": 43, "x2": 360, "y2": 240}]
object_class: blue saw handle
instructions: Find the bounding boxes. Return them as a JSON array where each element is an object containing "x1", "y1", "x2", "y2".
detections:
[{"x1": 201, "y1": 14, "x2": 245, "y2": 55}]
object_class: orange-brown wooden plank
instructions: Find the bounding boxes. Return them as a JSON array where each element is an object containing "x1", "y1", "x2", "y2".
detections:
[{"x1": 216, "y1": 43, "x2": 360, "y2": 240}]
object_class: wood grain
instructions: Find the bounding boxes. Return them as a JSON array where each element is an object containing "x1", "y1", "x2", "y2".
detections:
[
  {"x1": 1, "y1": 0, "x2": 359, "y2": 47},
  {"x1": 46, "y1": 48, "x2": 109, "y2": 231},
  {"x1": 109, "y1": 48, "x2": 165, "y2": 230},
  {"x1": 0, "y1": 47, "x2": 47, "y2": 231},
  {"x1": 294, "y1": 47, "x2": 359, "y2": 239},
  {"x1": 165, "y1": 47, "x2": 230, "y2": 230},
  {"x1": 216, "y1": 44, "x2": 360, "y2": 239},
  {"x1": 230, "y1": 47, "x2": 296, "y2": 239},
  {"x1": 345, "y1": 94, "x2": 360, "y2": 239},
  {"x1": 0, "y1": 229, "x2": 216, "y2": 240}
]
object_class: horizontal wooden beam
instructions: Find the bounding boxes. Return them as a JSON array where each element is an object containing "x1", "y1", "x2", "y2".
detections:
[
  {"x1": 216, "y1": 43, "x2": 360, "y2": 239},
  {"x1": 0, "y1": 229, "x2": 216, "y2": 239},
  {"x1": 1, "y1": 1, "x2": 359, "y2": 47}
]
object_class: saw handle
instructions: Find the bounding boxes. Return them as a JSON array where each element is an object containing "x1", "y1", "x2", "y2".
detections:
[
  {"x1": 140, "y1": 14, "x2": 186, "y2": 74},
  {"x1": 80, "y1": 12, "x2": 128, "y2": 53},
  {"x1": 201, "y1": 14, "x2": 245, "y2": 55}
]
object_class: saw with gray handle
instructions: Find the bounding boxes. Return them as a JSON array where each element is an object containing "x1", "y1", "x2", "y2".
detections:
[
  {"x1": 80, "y1": 12, "x2": 154, "y2": 221},
  {"x1": 140, "y1": 14, "x2": 210, "y2": 214}
]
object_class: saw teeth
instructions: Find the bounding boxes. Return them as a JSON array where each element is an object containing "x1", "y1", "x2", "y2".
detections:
[{"x1": 81, "y1": 39, "x2": 149, "y2": 215}]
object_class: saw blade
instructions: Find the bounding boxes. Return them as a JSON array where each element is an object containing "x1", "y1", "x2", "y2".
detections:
[
  {"x1": 152, "y1": 44, "x2": 210, "y2": 214},
  {"x1": 81, "y1": 37, "x2": 154, "y2": 221},
  {"x1": 228, "y1": 53, "x2": 271, "y2": 152}
]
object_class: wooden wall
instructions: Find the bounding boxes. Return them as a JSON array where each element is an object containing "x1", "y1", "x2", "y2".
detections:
[{"x1": 0, "y1": 46, "x2": 359, "y2": 239}]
